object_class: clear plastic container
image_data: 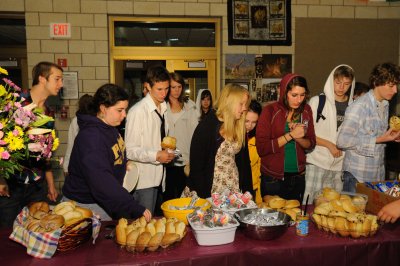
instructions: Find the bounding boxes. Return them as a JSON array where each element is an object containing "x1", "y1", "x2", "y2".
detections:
[{"x1": 314, "y1": 189, "x2": 368, "y2": 212}]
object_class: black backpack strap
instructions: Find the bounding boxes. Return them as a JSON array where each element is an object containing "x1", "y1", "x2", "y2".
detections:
[{"x1": 316, "y1": 93, "x2": 326, "y2": 123}]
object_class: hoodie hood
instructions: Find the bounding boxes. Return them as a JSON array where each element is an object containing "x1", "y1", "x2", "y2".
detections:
[
  {"x1": 323, "y1": 64, "x2": 355, "y2": 105},
  {"x1": 278, "y1": 73, "x2": 301, "y2": 105},
  {"x1": 77, "y1": 113, "x2": 113, "y2": 131},
  {"x1": 196, "y1": 89, "x2": 211, "y2": 118}
]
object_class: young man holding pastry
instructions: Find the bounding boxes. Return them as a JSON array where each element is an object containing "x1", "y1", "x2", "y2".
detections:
[
  {"x1": 125, "y1": 65, "x2": 175, "y2": 215},
  {"x1": 337, "y1": 62, "x2": 400, "y2": 193}
]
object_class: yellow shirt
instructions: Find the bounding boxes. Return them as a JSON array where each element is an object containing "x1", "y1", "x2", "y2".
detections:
[{"x1": 248, "y1": 136, "x2": 262, "y2": 204}]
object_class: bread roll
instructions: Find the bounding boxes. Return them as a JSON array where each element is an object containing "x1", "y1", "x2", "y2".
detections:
[
  {"x1": 342, "y1": 199, "x2": 358, "y2": 213},
  {"x1": 174, "y1": 221, "x2": 186, "y2": 238},
  {"x1": 361, "y1": 218, "x2": 371, "y2": 237},
  {"x1": 339, "y1": 194, "x2": 352, "y2": 202},
  {"x1": 335, "y1": 217, "x2": 350, "y2": 237},
  {"x1": 39, "y1": 214, "x2": 65, "y2": 232},
  {"x1": 131, "y1": 219, "x2": 141, "y2": 228},
  {"x1": 367, "y1": 215, "x2": 378, "y2": 235},
  {"x1": 147, "y1": 232, "x2": 164, "y2": 251},
  {"x1": 137, "y1": 226, "x2": 146, "y2": 235},
  {"x1": 269, "y1": 198, "x2": 286, "y2": 209},
  {"x1": 26, "y1": 219, "x2": 41, "y2": 232},
  {"x1": 330, "y1": 199, "x2": 344, "y2": 212},
  {"x1": 161, "y1": 233, "x2": 180, "y2": 248},
  {"x1": 155, "y1": 220, "x2": 166, "y2": 233},
  {"x1": 29, "y1": 201, "x2": 50, "y2": 216},
  {"x1": 63, "y1": 210, "x2": 82, "y2": 222},
  {"x1": 139, "y1": 216, "x2": 147, "y2": 227},
  {"x1": 389, "y1": 115, "x2": 400, "y2": 131},
  {"x1": 126, "y1": 230, "x2": 140, "y2": 252},
  {"x1": 136, "y1": 232, "x2": 151, "y2": 252},
  {"x1": 145, "y1": 222, "x2": 156, "y2": 237},
  {"x1": 116, "y1": 218, "x2": 128, "y2": 245},
  {"x1": 263, "y1": 195, "x2": 279, "y2": 205},
  {"x1": 328, "y1": 210, "x2": 347, "y2": 219},
  {"x1": 327, "y1": 217, "x2": 336, "y2": 234},
  {"x1": 348, "y1": 222, "x2": 360, "y2": 238},
  {"x1": 161, "y1": 136, "x2": 176, "y2": 150},
  {"x1": 314, "y1": 195, "x2": 329, "y2": 207},
  {"x1": 32, "y1": 210, "x2": 49, "y2": 220},
  {"x1": 323, "y1": 188, "x2": 340, "y2": 201},
  {"x1": 54, "y1": 201, "x2": 75, "y2": 214},
  {"x1": 75, "y1": 206, "x2": 93, "y2": 218},
  {"x1": 312, "y1": 214, "x2": 322, "y2": 229},
  {"x1": 314, "y1": 202, "x2": 331, "y2": 216},
  {"x1": 284, "y1": 209, "x2": 297, "y2": 221},
  {"x1": 54, "y1": 205, "x2": 75, "y2": 216},
  {"x1": 125, "y1": 224, "x2": 136, "y2": 236},
  {"x1": 284, "y1": 199, "x2": 300, "y2": 209},
  {"x1": 165, "y1": 221, "x2": 176, "y2": 234},
  {"x1": 321, "y1": 215, "x2": 329, "y2": 232},
  {"x1": 292, "y1": 208, "x2": 302, "y2": 215}
]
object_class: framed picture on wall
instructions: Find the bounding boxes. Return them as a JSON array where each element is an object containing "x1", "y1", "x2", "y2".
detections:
[
  {"x1": 250, "y1": 78, "x2": 281, "y2": 106},
  {"x1": 227, "y1": 0, "x2": 292, "y2": 46},
  {"x1": 225, "y1": 54, "x2": 255, "y2": 80}
]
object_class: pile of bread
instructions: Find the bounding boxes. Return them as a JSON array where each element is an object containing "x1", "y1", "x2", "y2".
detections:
[
  {"x1": 259, "y1": 195, "x2": 302, "y2": 221},
  {"x1": 116, "y1": 216, "x2": 186, "y2": 252},
  {"x1": 25, "y1": 201, "x2": 93, "y2": 233},
  {"x1": 312, "y1": 188, "x2": 378, "y2": 238}
]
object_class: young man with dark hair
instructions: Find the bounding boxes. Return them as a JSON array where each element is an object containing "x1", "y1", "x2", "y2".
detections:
[
  {"x1": 337, "y1": 62, "x2": 400, "y2": 193},
  {"x1": 0, "y1": 61, "x2": 63, "y2": 228},
  {"x1": 124, "y1": 65, "x2": 175, "y2": 214}
]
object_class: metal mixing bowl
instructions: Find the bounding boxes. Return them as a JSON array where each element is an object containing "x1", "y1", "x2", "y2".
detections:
[{"x1": 234, "y1": 208, "x2": 291, "y2": 241}]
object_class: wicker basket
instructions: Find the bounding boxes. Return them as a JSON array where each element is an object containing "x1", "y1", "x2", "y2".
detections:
[{"x1": 57, "y1": 218, "x2": 93, "y2": 252}]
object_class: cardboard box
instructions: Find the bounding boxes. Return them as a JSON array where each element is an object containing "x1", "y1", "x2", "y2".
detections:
[{"x1": 356, "y1": 181, "x2": 399, "y2": 215}]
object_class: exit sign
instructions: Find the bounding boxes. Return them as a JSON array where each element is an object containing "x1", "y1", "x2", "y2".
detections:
[{"x1": 50, "y1": 23, "x2": 71, "y2": 38}]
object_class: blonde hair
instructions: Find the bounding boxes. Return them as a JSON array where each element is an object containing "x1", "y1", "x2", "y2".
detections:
[{"x1": 215, "y1": 83, "x2": 250, "y2": 146}]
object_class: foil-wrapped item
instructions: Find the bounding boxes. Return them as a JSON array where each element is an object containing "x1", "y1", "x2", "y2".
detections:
[{"x1": 242, "y1": 210, "x2": 285, "y2": 226}]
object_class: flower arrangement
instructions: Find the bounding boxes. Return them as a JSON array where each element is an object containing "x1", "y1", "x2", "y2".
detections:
[{"x1": 0, "y1": 66, "x2": 60, "y2": 180}]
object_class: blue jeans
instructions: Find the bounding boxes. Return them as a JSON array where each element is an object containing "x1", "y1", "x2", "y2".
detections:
[
  {"x1": 342, "y1": 171, "x2": 358, "y2": 193},
  {"x1": 132, "y1": 187, "x2": 158, "y2": 215}
]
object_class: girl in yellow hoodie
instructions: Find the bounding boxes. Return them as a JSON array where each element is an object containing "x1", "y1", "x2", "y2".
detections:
[{"x1": 246, "y1": 100, "x2": 262, "y2": 204}]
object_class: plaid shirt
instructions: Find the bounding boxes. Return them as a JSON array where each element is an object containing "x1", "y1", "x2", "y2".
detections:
[{"x1": 337, "y1": 90, "x2": 388, "y2": 183}]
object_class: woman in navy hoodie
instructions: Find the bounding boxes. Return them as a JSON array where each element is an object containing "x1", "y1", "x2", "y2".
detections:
[
  {"x1": 256, "y1": 74, "x2": 316, "y2": 204},
  {"x1": 62, "y1": 84, "x2": 151, "y2": 222}
]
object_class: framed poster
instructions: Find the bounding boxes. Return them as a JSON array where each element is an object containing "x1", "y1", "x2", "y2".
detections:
[
  {"x1": 262, "y1": 54, "x2": 292, "y2": 78},
  {"x1": 60, "y1": 71, "x2": 79, "y2": 99},
  {"x1": 225, "y1": 54, "x2": 255, "y2": 79},
  {"x1": 228, "y1": 0, "x2": 292, "y2": 46},
  {"x1": 250, "y1": 78, "x2": 281, "y2": 106}
]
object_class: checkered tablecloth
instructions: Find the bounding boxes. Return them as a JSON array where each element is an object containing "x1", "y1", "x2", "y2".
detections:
[{"x1": 9, "y1": 207, "x2": 101, "y2": 259}]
